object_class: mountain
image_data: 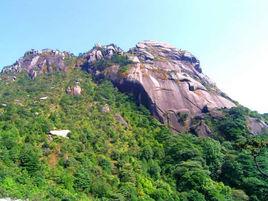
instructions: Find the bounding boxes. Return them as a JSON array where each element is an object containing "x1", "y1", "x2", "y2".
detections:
[
  {"x1": 2, "y1": 41, "x2": 267, "y2": 135},
  {"x1": 0, "y1": 41, "x2": 268, "y2": 201}
]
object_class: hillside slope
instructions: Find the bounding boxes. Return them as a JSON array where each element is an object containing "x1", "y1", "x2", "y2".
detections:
[{"x1": 0, "y1": 42, "x2": 267, "y2": 200}]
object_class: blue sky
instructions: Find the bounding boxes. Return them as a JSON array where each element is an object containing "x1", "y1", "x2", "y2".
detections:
[{"x1": 0, "y1": 0, "x2": 267, "y2": 112}]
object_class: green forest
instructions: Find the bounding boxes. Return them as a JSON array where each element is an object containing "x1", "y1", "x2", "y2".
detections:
[{"x1": 0, "y1": 68, "x2": 267, "y2": 201}]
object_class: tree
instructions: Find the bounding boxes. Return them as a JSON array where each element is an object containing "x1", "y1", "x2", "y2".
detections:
[{"x1": 19, "y1": 145, "x2": 41, "y2": 174}]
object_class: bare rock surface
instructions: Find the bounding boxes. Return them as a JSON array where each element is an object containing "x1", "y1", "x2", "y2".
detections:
[
  {"x1": 246, "y1": 117, "x2": 268, "y2": 135},
  {"x1": 114, "y1": 114, "x2": 128, "y2": 127},
  {"x1": 73, "y1": 85, "x2": 82, "y2": 96},
  {"x1": 1, "y1": 49, "x2": 73, "y2": 79},
  {"x1": 82, "y1": 43, "x2": 123, "y2": 64},
  {"x1": 83, "y1": 41, "x2": 236, "y2": 131},
  {"x1": 190, "y1": 120, "x2": 212, "y2": 137},
  {"x1": 66, "y1": 80, "x2": 82, "y2": 96},
  {"x1": 101, "y1": 104, "x2": 110, "y2": 113}
]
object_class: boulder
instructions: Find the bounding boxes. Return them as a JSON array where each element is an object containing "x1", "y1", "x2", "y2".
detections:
[
  {"x1": 66, "y1": 86, "x2": 72, "y2": 95},
  {"x1": 202, "y1": 106, "x2": 225, "y2": 119},
  {"x1": 208, "y1": 109, "x2": 225, "y2": 119},
  {"x1": 127, "y1": 55, "x2": 140, "y2": 63},
  {"x1": 190, "y1": 120, "x2": 212, "y2": 137},
  {"x1": 114, "y1": 114, "x2": 128, "y2": 127},
  {"x1": 101, "y1": 104, "x2": 110, "y2": 113},
  {"x1": 83, "y1": 43, "x2": 123, "y2": 63},
  {"x1": 73, "y1": 85, "x2": 82, "y2": 96},
  {"x1": 246, "y1": 117, "x2": 268, "y2": 135},
  {"x1": 66, "y1": 82, "x2": 82, "y2": 96}
]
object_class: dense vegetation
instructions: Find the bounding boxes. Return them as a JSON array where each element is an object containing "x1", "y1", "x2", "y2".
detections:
[{"x1": 0, "y1": 68, "x2": 267, "y2": 200}]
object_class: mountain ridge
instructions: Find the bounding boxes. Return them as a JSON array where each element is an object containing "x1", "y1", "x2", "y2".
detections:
[{"x1": 1, "y1": 41, "x2": 248, "y2": 134}]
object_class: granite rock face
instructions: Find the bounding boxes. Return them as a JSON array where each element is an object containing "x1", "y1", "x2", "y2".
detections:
[
  {"x1": 1, "y1": 49, "x2": 73, "y2": 79},
  {"x1": 82, "y1": 43, "x2": 123, "y2": 64},
  {"x1": 190, "y1": 120, "x2": 212, "y2": 137},
  {"x1": 83, "y1": 41, "x2": 236, "y2": 131},
  {"x1": 246, "y1": 117, "x2": 268, "y2": 135}
]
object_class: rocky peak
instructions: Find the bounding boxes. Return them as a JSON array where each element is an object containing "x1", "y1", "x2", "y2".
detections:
[
  {"x1": 128, "y1": 41, "x2": 215, "y2": 88},
  {"x1": 1, "y1": 49, "x2": 72, "y2": 79},
  {"x1": 82, "y1": 43, "x2": 123, "y2": 64},
  {"x1": 129, "y1": 40, "x2": 201, "y2": 72}
]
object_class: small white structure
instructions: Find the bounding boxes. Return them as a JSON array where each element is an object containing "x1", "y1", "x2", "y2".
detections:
[
  {"x1": 49, "y1": 130, "x2": 70, "y2": 138},
  {"x1": 40, "y1": 96, "x2": 48, "y2": 100},
  {"x1": 0, "y1": 198, "x2": 24, "y2": 201}
]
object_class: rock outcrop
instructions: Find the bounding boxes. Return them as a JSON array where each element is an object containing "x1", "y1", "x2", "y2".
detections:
[
  {"x1": 83, "y1": 43, "x2": 123, "y2": 62},
  {"x1": 246, "y1": 117, "x2": 268, "y2": 135},
  {"x1": 190, "y1": 120, "x2": 212, "y2": 137},
  {"x1": 66, "y1": 81, "x2": 82, "y2": 96},
  {"x1": 82, "y1": 41, "x2": 236, "y2": 131},
  {"x1": 101, "y1": 104, "x2": 110, "y2": 113},
  {"x1": 1, "y1": 49, "x2": 73, "y2": 79},
  {"x1": 114, "y1": 114, "x2": 128, "y2": 128}
]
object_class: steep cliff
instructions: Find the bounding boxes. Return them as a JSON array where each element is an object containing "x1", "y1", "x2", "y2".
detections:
[{"x1": 82, "y1": 41, "x2": 236, "y2": 131}]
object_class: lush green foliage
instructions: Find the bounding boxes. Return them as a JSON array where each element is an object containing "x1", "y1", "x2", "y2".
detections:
[
  {"x1": 0, "y1": 69, "x2": 267, "y2": 200},
  {"x1": 204, "y1": 107, "x2": 267, "y2": 141}
]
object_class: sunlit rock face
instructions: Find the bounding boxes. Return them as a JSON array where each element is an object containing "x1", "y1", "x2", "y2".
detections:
[
  {"x1": 126, "y1": 41, "x2": 236, "y2": 131},
  {"x1": 83, "y1": 41, "x2": 236, "y2": 132},
  {"x1": 1, "y1": 49, "x2": 73, "y2": 79},
  {"x1": 246, "y1": 117, "x2": 268, "y2": 135},
  {"x1": 81, "y1": 43, "x2": 123, "y2": 65}
]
